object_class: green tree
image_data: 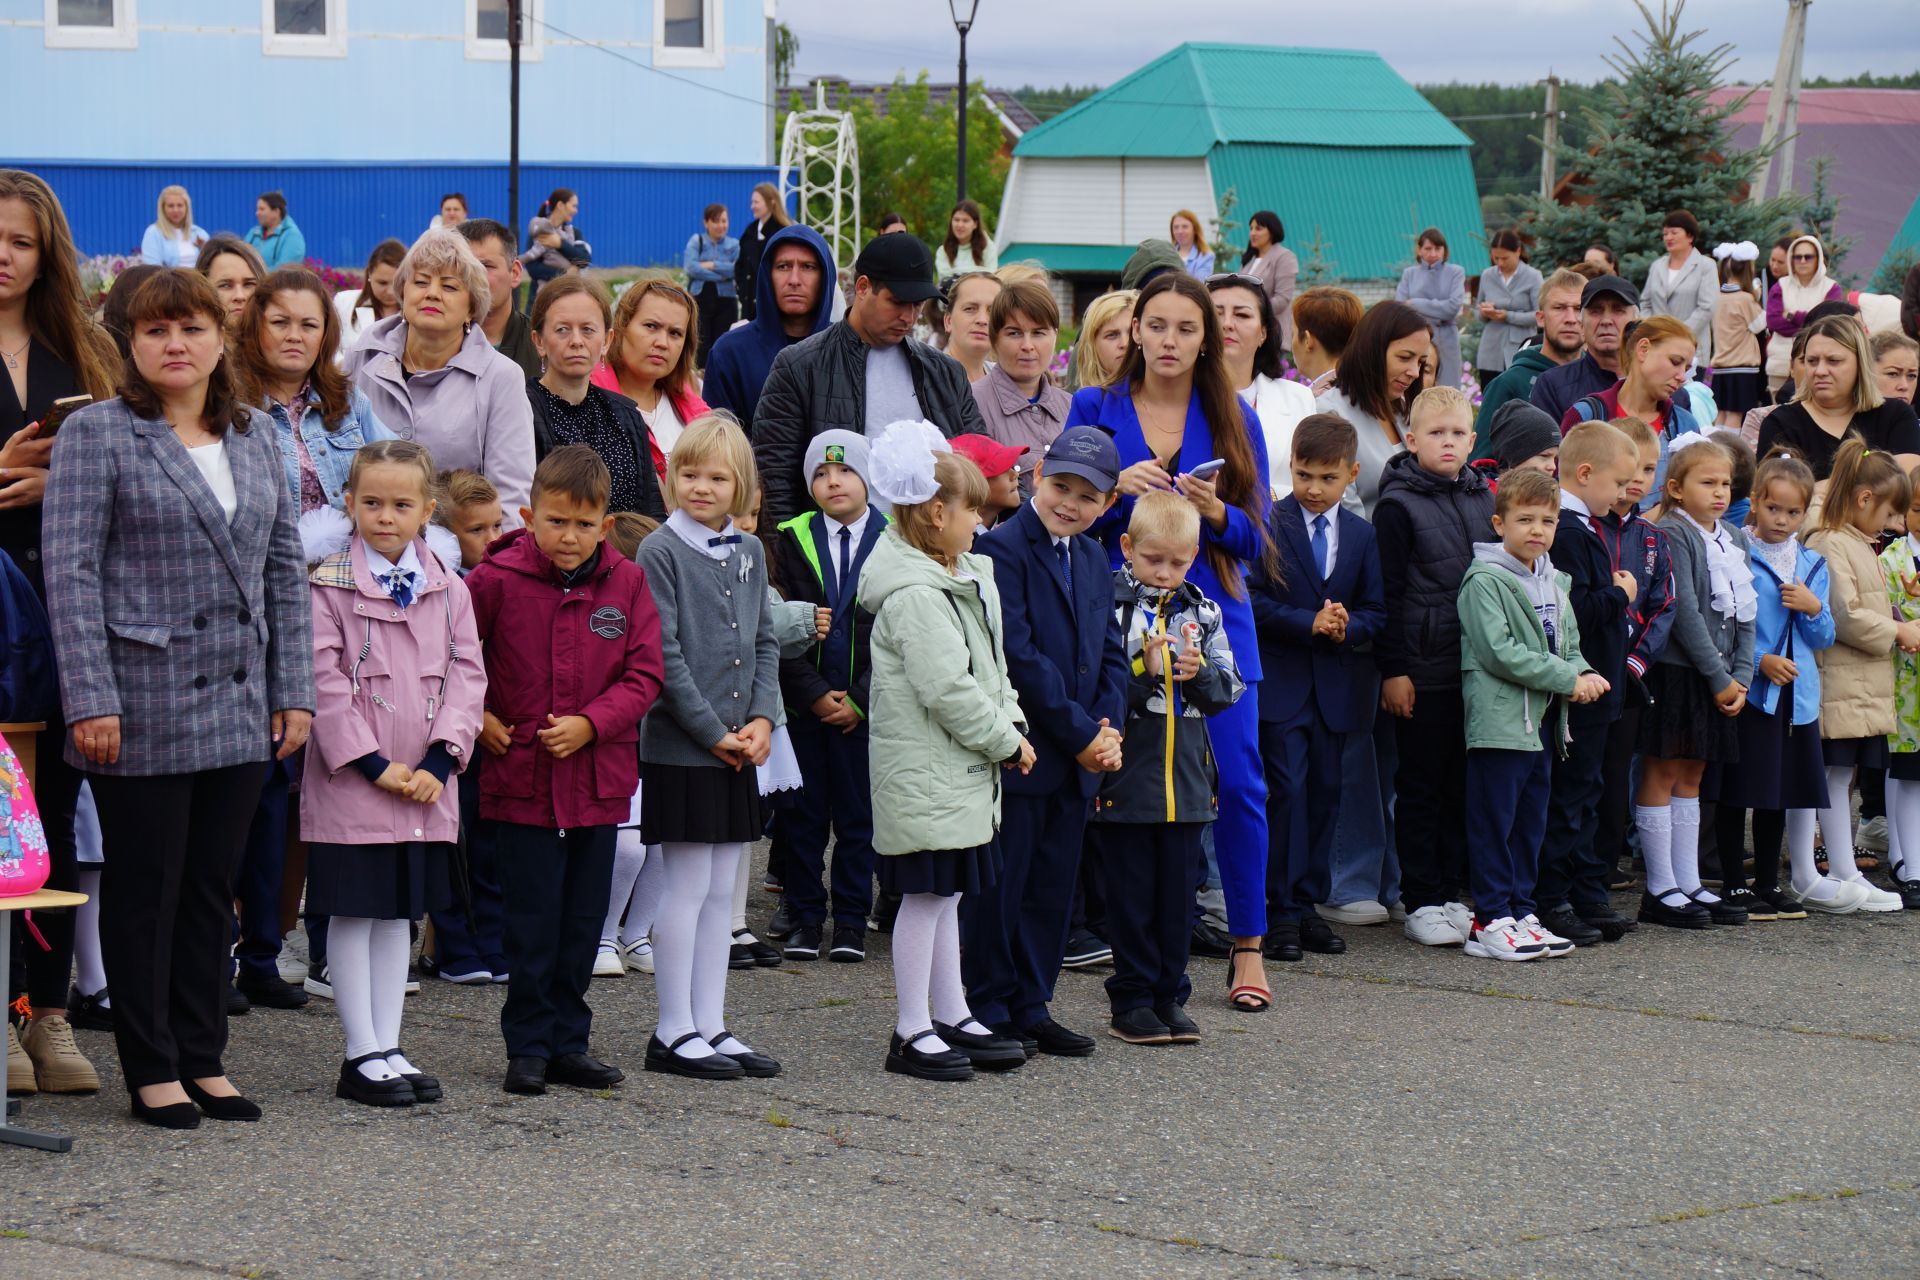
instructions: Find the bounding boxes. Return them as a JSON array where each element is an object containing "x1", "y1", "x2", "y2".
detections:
[
  {"x1": 773, "y1": 22, "x2": 799, "y2": 89},
  {"x1": 1520, "y1": 0, "x2": 1802, "y2": 282},
  {"x1": 828, "y1": 74, "x2": 1009, "y2": 245},
  {"x1": 1801, "y1": 155, "x2": 1857, "y2": 285}
]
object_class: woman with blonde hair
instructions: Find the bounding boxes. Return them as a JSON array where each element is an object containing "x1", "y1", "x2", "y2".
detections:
[
  {"x1": 589, "y1": 276, "x2": 710, "y2": 478},
  {"x1": 1070, "y1": 289, "x2": 1137, "y2": 390},
  {"x1": 1758, "y1": 313, "x2": 1920, "y2": 483},
  {"x1": 735, "y1": 181, "x2": 792, "y2": 324},
  {"x1": 1170, "y1": 209, "x2": 1213, "y2": 279},
  {"x1": 141, "y1": 185, "x2": 208, "y2": 268}
]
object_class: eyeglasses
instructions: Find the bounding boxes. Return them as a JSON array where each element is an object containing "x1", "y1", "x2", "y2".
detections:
[{"x1": 1790, "y1": 253, "x2": 1817, "y2": 262}]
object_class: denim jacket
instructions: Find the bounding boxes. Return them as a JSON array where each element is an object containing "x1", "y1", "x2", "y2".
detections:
[
  {"x1": 683, "y1": 233, "x2": 740, "y2": 297},
  {"x1": 265, "y1": 386, "x2": 396, "y2": 512}
]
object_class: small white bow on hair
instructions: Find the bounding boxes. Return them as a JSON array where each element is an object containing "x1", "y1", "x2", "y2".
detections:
[
  {"x1": 1667, "y1": 430, "x2": 1717, "y2": 455},
  {"x1": 867, "y1": 420, "x2": 952, "y2": 509},
  {"x1": 1712, "y1": 241, "x2": 1759, "y2": 262}
]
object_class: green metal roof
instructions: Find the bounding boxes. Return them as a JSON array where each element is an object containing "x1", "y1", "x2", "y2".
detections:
[
  {"x1": 1209, "y1": 143, "x2": 1489, "y2": 279},
  {"x1": 1014, "y1": 43, "x2": 1472, "y2": 159},
  {"x1": 998, "y1": 243, "x2": 1137, "y2": 275},
  {"x1": 1882, "y1": 190, "x2": 1920, "y2": 280}
]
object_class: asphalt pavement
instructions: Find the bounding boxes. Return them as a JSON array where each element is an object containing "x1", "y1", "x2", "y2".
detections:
[{"x1": 5, "y1": 843, "x2": 1920, "y2": 1279}]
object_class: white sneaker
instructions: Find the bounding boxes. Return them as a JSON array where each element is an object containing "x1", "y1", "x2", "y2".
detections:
[
  {"x1": 1404, "y1": 904, "x2": 1467, "y2": 946},
  {"x1": 404, "y1": 978, "x2": 421, "y2": 996},
  {"x1": 1387, "y1": 900, "x2": 1408, "y2": 923},
  {"x1": 1790, "y1": 877, "x2": 1868, "y2": 914},
  {"x1": 622, "y1": 939, "x2": 654, "y2": 974},
  {"x1": 1464, "y1": 916, "x2": 1546, "y2": 961},
  {"x1": 1319, "y1": 900, "x2": 1390, "y2": 926},
  {"x1": 1440, "y1": 901, "x2": 1474, "y2": 937},
  {"x1": 303, "y1": 966, "x2": 333, "y2": 1000},
  {"x1": 1517, "y1": 914, "x2": 1575, "y2": 957},
  {"x1": 1857, "y1": 815, "x2": 1890, "y2": 853},
  {"x1": 593, "y1": 942, "x2": 625, "y2": 978},
  {"x1": 1839, "y1": 875, "x2": 1903, "y2": 913}
]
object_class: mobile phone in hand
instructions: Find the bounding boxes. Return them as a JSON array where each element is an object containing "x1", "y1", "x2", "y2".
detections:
[
  {"x1": 1185, "y1": 457, "x2": 1227, "y2": 480},
  {"x1": 37, "y1": 394, "x2": 93, "y2": 439}
]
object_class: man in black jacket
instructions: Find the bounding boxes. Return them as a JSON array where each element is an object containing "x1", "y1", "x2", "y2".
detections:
[{"x1": 752, "y1": 233, "x2": 986, "y2": 531}]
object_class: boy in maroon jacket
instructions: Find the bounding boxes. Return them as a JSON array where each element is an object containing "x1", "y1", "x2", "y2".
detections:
[{"x1": 466, "y1": 447, "x2": 664, "y2": 1095}]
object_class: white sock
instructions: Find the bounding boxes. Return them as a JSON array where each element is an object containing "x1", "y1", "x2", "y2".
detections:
[
  {"x1": 603, "y1": 829, "x2": 646, "y2": 945},
  {"x1": 694, "y1": 843, "x2": 744, "y2": 1049},
  {"x1": 622, "y1": 844, "x2": 664, "y2": 950},
  {"x1": 653, "y1": 843, "x2": 731, "y2": 1058},
  {"x1": 1890, "y1": 779, "x2": 1920, "y2": 883},
  {"x1": 74, "y1": 866, "x2": 107, "y2": 1003},
  {"x1": 928, "y1": 894, "x2": 981, "y2": 1031},
  {"x1": 892, "y1": 894, "x2": 951, "y2": 1052},
  {"x1": 1672, "y1": 796, "x2": 1710, "y2": 900},
  {"x1": 1819, "y1": 764, "x2": 1860, "y2": 880},
  {"x1": 1637, "y1": 804, "x2": 1677, "y2": 899},
  {"x1": 330, "y1": 918, "x2": 398, "y2": 1081},
  {"x1": 1786, "y1": 809, "x2": 1835, "y2": 898},
  {"x1": 730, "y1": 836, "x2": 752, "y2": 934},
  {"x1": 369, "y1": 919, "x2": 412, "y2": 1073}
]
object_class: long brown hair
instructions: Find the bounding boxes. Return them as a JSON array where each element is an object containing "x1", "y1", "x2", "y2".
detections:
[
  {"x1": 0, "y1": 170, "x2": 117, "y2": 400},
  {"x1": 118, "y1": 270, "x2": 252, "y2": 433},
  {"x1": 1115, "y1": 272, "x2": 1268, "y2": 596},
  {"x1": 752, "y1": 181, "x2": 791, "y2": 231},
  {"x1": 352, "y1": 237, "x2": 406, "y2": 318},
  {"x1": 607, "y1": 275, "x2": 698, "y2": 391},
  {"x1": 941, "y1": 198, "x2": 989, "y2": 267},
  {"x1": 232, "y1": 267, "x2": 352, "y2": 426},
  {"x1": 1332, "y1": 301, "x2": 1430, "y2": 425}
]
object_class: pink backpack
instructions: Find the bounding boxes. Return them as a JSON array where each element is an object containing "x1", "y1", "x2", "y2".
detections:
[{"x1": 0, "y1": 732, "x2": 49, "y2": 898}]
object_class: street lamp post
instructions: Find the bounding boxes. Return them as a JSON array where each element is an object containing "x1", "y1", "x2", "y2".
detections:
[{"x1": 949, "y1": 0, "x2": 979, "y2": 204}]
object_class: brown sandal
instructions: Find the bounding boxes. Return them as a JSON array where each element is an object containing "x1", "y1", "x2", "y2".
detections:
[{"x1": 1227, "y1": 946, "x2": 1270, "y2": 1013}]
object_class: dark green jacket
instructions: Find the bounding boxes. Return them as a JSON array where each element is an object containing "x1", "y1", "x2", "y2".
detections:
[{"x1": 1473, "y1": 345, "x2": 1559, "y2": 457}]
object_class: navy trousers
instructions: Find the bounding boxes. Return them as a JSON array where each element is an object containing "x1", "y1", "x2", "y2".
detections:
[
  {"x1": 429, "y1": 759, "x2": 507, "y2": 977},
  {"x1": 1260, "y1": 708, "x2": 1345, "y2": 924},
  {"x1": 1091, "y1": 823, "x2": 1203, "y2": 1013},
  {"x1": 1395, "y1": 687, "x2": 1470, "y2": 911},
  {"x1": 497, "y1": 823, "x2": 614, "y2": 1060},
  {"x1": 962, "y1": 788, "x2": 1087, "y2": 1028},
  {"x1": 232, "y1": 757, "x2": 292, "y2": 981},
  {"x1": 781, "y1": 718, "x2": 876, "y2": 929},
  {"x1": 1536, "y1": 722, "x2": 1612, "y2": 911},
  {"x1": 1465, "y1": 729, "x2": 1553, "y2": 923}
]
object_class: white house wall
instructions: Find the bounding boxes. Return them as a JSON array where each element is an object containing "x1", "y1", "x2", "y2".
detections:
[{"x1": 998, "y1": 157, "x2": 1214, "y2": 248}]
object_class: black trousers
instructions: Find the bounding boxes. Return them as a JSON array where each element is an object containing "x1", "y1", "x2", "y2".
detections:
[
  {"x1": 781, "y1": 718, "x2": 875, "y2": 929},
  {"x1": 427, "y1": 757, "x2": 506, "y2": 976},
  {"x1": 1393, "y1": 687, "x2": 1468, "y2": 911},
  {"x1": 90, "y1": 761, "x2": 270, "y2": 1090},
  {"x1": 13, "y1": 724, "x2": 82, "y2": 1008},
  {"x1": 1595, "y1": 700, "x2": 1643, "y2": 875},
  {"x1": 1536, "y1": 721, "x2": 1611, "y2": 911},
  {"x1": 497, "y1": 823, "x2": 614, "y2": 1060},
  {"x1": 961, "y1": 789, "x2": 1086, "y2": 1028},
  {"x1": 1091, "y1": 823, "x2": 1203, "y2": 1013},
  {"x1": 232, "y1": 757, "x2": 292, "y2": 981},
  {"x1": 1261, "y1": 709, "x2": 1343, "y2": 923},
  {"x1": 694, "y1": 285, "x2": 737, "y2": 369}
]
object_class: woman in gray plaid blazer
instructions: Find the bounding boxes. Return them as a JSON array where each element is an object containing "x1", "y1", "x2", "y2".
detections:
[{"x1": 43, "y1": 270, "x2": 313, "y2": 1129}]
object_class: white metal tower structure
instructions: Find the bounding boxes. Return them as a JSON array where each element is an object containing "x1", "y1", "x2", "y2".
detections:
[
  {"x1": 779, "y1": 83, "x2": 861, "y2": 275},
  {"x1": 1755, "y1": 0, "x2": 1811, "y2": 199}
]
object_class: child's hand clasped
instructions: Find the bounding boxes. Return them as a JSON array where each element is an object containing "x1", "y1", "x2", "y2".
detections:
[
  {"x1": 813, "y1": 606, "x2": 832, "y2": 641},
  {"x1": 1779, "y1": 581, "x2": 1821, "y2": 616},
  {"x1": 1006, "y1": 735, "x2": 1037, "y2": 775},
  {"x1": 1571, "y1": 673, "x2": 1611, "y2": 704},
  {"x1": 1758, "y1": 653, "x2": 1799, "y2": 686},
  {"x1": 1381, "y1": 675, "x2": 1416, "y2": 719},
  {"x1": 1612, "y1": 570, "x2": 1639, "y2": 605},
  {"x1": 402, "y1": 771, "x2": 444, "y2": 805},
  {"x1": 537, "y1": 713, "x2": 596, "y2": 759},
  {"x1": 812, "y1": 690, "x2": 861, "y2": 732},
  {"x1": 374, "y1": 761, "x2": 414, "y2": 794},
  {"x1": 1312, "y1": 599, "x2": 1348, "y2": 641},
  {"x1": 1075, "y1": 720, "x2": 1124, "y2": 773},
  {"x1": 739, "y1": 718, "x2": 774, "y2": 767},
  {"x1": 479, "y1": 711, "x2": 513, "y2": 757}
]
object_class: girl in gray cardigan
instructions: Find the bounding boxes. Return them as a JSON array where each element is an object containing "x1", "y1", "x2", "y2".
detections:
[{"x1": 635, "y1": 417, "x2": 784, "y2": 1081}]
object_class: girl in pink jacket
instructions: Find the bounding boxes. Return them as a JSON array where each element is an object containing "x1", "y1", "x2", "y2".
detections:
[{"x1": 302, "y1": 440, "x2": 486, "y2": 1108}]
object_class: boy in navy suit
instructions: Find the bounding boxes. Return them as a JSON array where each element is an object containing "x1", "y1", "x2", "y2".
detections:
[
  {"x1": 1251, "y1": 415, "x2": 1387, "y2": 961},
  {"x1": 968, "y1": 427, "x2": 1129, "y2": 1056},
  {"x1": 773, "y1": 430, "x2": 886, "y2": 963}
]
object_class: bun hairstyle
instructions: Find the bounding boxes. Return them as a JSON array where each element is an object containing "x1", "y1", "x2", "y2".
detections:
[
  {"x1": 1747, "y1": 450, "x2": 1815, "y2": 522},
  {"x1": 1817, "y1": 435, "x2": 1912, "y2": 533}
]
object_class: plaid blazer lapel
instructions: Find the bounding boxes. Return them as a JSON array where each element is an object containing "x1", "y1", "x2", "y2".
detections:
[{"x1": 138, "y1": 417, "x2": 249, "y2": 597}]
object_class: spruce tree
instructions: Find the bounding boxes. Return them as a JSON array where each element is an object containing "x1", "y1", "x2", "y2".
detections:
[{"x1": 1522, "y1": 0, "x2": 1802, "y2": 282}]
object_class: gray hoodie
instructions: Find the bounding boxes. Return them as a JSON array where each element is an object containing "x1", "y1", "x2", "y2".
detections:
[{"x1": 1474, "y1": 542, "x2": 1561, "y2": 656}]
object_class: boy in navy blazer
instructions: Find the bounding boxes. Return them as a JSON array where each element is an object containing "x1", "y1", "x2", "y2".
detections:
[
  {"x1": 968, "y1": 427, "x2": 1129, "y2": 1056},
  {"x1": 1250, "y1": 415, "x2": 1387, "y2": 961}
]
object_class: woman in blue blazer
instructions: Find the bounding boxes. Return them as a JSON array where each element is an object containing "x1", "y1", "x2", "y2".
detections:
[
  {"x1": 44, "y1": 270, "x2": 313, "y2": 1129},
  {"x1": 1064, "y1": 273, "x2": 1275, "y2": 1011}
]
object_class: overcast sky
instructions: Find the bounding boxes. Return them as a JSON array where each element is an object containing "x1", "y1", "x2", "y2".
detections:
[{"x1": 779, "y1": 0, "x2": 1920, "y2": 90}]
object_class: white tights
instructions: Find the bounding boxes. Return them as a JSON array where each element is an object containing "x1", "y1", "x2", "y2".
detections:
[
  {"x1": 1817, "y1": 765, "x2": 1863, "y2": 881},
  {"x1": 602, "y1": 830, "x2": 664, "y2": 949},
  {"x1": 652, "y1": 842, "x2": 747, "y2": 1058},
  {"x1": 74, "y1": 866, "x2": 107, "y2": 1003},
  {"x1": 891, "y1": 892, "x2": 982, "y2": 1054},
  {"x1": 1888, "y1": 778, "x2": 1920, "y2": 883},
  {"x1": 330, "y1": 917, "x2": 415, "y2": 1081}
]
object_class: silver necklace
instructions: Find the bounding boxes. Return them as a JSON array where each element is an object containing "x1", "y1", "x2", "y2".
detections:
[{"x1": 1, "y1": 337, "x2": 27, "y2": 370}]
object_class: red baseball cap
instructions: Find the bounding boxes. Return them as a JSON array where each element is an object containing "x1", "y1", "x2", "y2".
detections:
[{"x1": 949, "y1": 433, "x2": 1027, "y2": 479}]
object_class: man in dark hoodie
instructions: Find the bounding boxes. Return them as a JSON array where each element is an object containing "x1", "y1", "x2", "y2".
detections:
[
  {"x1": 1473, "y1": 267, "x2": 1589, "y2": 453},
  {"x1": 704, "y1": 223, "x2": 837, "y2": 432}
]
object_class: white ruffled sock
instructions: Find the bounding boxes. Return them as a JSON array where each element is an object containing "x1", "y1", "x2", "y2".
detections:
[
  {"x1": 1637, "y1": 804, "x2": 1677, "y2": 899},
  {"x1": 1672, "y1": 796, "x2": 1710, "y2": 901}
]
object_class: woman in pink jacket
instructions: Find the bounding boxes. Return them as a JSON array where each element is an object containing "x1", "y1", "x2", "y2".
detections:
[{"x1": 302, "y1": 440, "x2": 486, "y2": 1108}]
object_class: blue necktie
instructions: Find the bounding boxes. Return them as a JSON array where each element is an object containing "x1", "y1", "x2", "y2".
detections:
[
  {"x1": 383, "y1": 568, "x2": 413, "y2": 610},
  {"x1": 1310, "y1": 514, "x2": 1329, "y2": 581},
  {"x1": 1055, "y1": 539, "x2": 1074, "y2": 605}
]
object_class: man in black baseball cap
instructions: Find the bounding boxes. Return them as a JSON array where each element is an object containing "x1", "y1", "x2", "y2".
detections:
[
  {"x1": 752, "y1": 232, "x2": 986, "y2": 533},
  {"x1": 1528, "y1": 273, "x2": 1641, "y2": 425}
]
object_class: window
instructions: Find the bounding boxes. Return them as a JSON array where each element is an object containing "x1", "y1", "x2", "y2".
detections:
[
  {"x1": 44, "y1": 0, "x2": 137, "y2": 49},
  {"x1": 466, "y1": 0, "x2": 542, "y2": 62},
  {"x1": 655, "y1": 0, "x2": 721, "y2": 68},
  {"x1": 262, "y1": 0, "x2": 345, "y2": 57}
]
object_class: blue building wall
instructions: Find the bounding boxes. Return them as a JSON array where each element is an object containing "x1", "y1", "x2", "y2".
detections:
[{"x1": 22, "y1": 160, "x2": 783, "y2": 269}]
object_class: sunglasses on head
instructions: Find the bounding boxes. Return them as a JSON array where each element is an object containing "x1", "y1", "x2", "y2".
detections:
[{"x1": 1207, "y1": 272, "x2": 1265, "y2": 293}]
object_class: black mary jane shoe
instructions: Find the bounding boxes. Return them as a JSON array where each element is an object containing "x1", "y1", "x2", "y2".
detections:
[
  {"x1": 182, "y1": 1079, "x2": 262, "y2": 1121},
  {"x1": 1299, "y1": 915, "x2": 1347, "y2": 955},
  {"x1": 381, "y1": 1049, "x2": 441, "y2": 1103},
  {"x1": 1637, "y1": 890, "x2": 1713, "y2": 930},
  {"x1": 708, "y1": 1029, "x2": 782, "y2": 1078},
  {"x1": 337, "y1": 1055, "x2": 417, "y2": 1107},
  {"x1": 502, "y1": 1056, "x2": 548, "y2": 1095},
  {"x1": 130, "y1": 1093, "x2": 201, "y2": 1130},
  {"x1": 1689, "y1": 890, "x2": 1748, "y2": 926},
  {"x1": 549, "y1": 1053, "x2": 625, "y2": 1089},
  {"x1": 1154, "y1": 1004, "x2": 1202, "y2": 1045},
  {"x1": 1263, "y1": 922, "x2": 1303, "y2": 963},
  {"x1": 66, "y1": 984, "x2": 114, "y2": 1033},
  {"x1": 733, "y1": 931, "x2": 782, "y2": 968},
  {"x1": 986, "y1": 1022, "x2": 1040, "y2": 1059},
  {"x1": 644, "y1": 1033, "x2": 744, "y2": 1081},
  {"x1": 933, "y1": 1021, "x2": 1027, "y2": 1070},
  {"x1": 885, "y1": 1029, "x2": 973, "y2": 1081}
]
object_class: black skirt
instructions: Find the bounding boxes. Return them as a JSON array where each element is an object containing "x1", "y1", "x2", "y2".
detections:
[
  {"x1": 1715, "y1": 699, "x2": 1830, "y2": 810},
  {"x1": 1635, "y1": 664, "x2": 1739, "y2": 763},
  {"x1": 640, "y1": 760, "x2": 764, "y2": 845},
  {"x1": 877, "y1": 842, "x2": 1000, "y2": 899},
  {"x1": 1822, "y1": 735, "x2": 1890, "y2": 769},
  {"x1": 306, "y1": 841, "x2": 453, "y2": 921},
  {"x1": 1891, "y1": 750, "x2": 1920, "y2": 782},
  {"x1": 1711, "y1": 369, "x2": 1764, "y2": 416}
]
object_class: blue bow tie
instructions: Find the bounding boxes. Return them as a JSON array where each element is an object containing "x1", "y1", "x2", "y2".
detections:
[{"x1": 708, "y1": 534, "x2": 742, "y2": 548}]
